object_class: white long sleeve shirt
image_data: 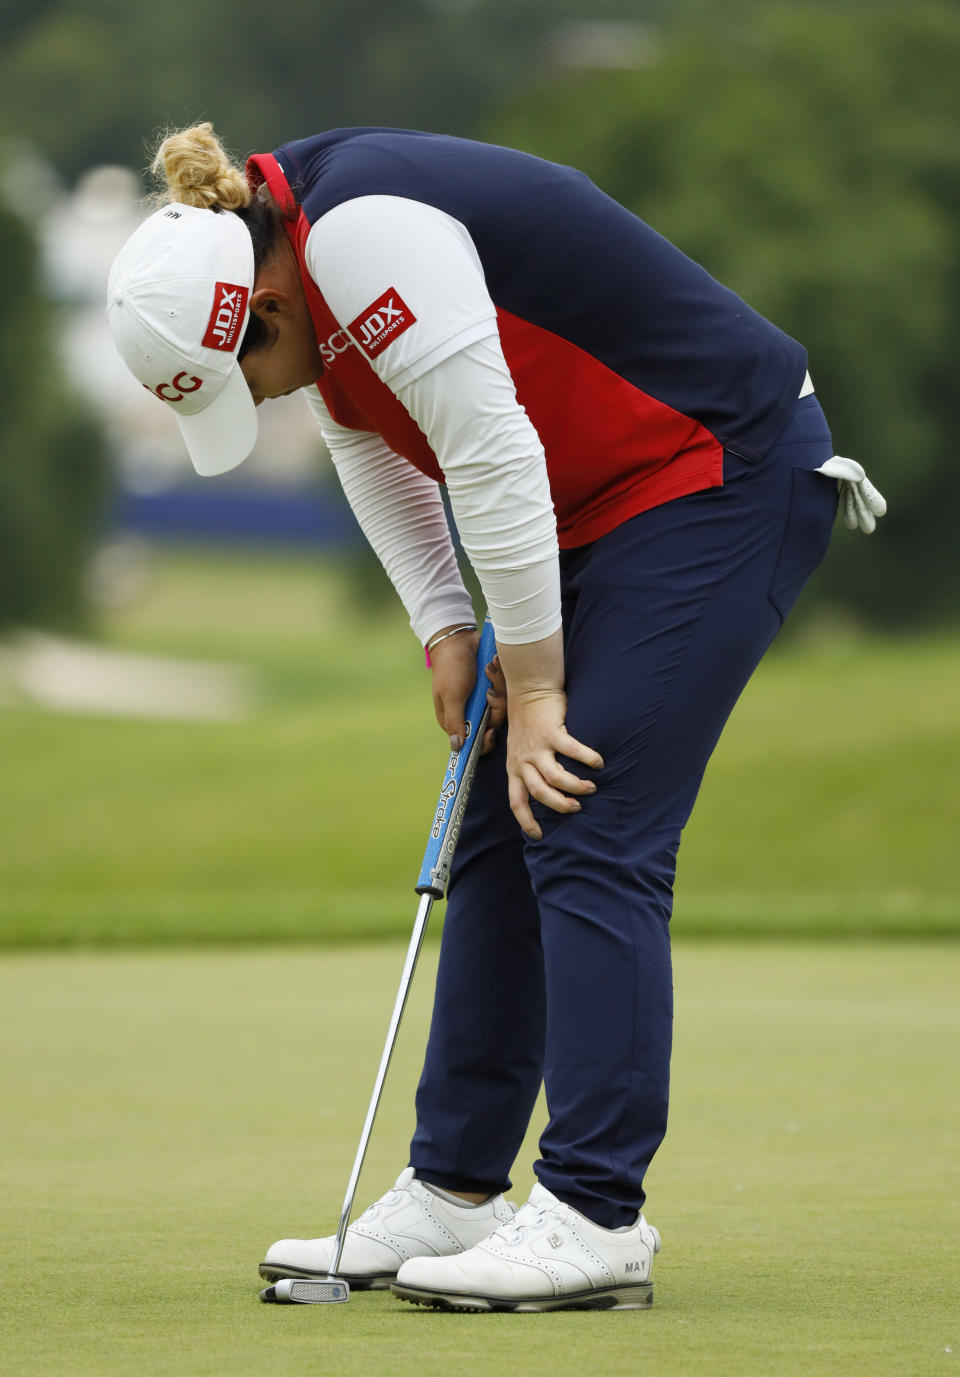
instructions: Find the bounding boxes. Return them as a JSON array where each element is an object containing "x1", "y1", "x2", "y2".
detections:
[{"x1": 300, "y1": 197, "x2": 561, "y2": 647}]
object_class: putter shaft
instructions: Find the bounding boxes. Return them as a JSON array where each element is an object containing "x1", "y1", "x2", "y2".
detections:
[
  {"x1": 325, "y1": 621, "x2": 495, "y2": 1286},
  {"x1": 328, "y1": 891, "x2": 435, "y2": 1279}
]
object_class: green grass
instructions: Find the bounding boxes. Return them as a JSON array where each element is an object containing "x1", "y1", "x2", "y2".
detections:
[
  {"x1": 0, "y1": 548, "x2": 957, "y2": 946},
  {"x1": 0, "y1": 942, "x2": 956, "y2": 1376}
]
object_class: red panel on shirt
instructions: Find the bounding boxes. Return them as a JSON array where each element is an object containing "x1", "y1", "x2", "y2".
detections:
[{"x1": 495, "y1": 310, "x2": 723, "y2": 547}]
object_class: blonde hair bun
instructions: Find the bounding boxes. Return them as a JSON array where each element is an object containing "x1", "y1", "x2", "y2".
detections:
[{"x1": 151, "y1": 121, "x2": 251, "y2": 211}]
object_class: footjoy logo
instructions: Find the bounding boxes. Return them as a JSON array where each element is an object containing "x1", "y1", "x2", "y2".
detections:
[
  {"x1": 348, "y1": 288, "x2": 416, "y2": 360},
  {"x1": 201, "y1": 282, "x2": 249, "y2": 352}
]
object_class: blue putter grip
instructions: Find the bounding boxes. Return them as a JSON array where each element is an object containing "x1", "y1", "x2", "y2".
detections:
[{"x1": 416, "y1": 619, "x2": 497, "y2": 899}]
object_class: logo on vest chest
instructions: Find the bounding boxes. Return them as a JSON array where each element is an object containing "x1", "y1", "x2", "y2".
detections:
[{"x1": 348, "y1": 288, "x2": 417, "y2": 360}]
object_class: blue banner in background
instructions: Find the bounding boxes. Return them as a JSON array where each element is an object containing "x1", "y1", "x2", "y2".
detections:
[{"x1": 110, "y1": 486, "x2": 365, "y2": 548}]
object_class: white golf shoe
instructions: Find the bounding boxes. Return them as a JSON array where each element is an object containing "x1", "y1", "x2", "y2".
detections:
[
  {"x1": 392, "y1": 1181, "x2": 661, "y2": 1311},
  {"x1": 259, "y1": 1168, "x2": 517, "y2": 1289}
]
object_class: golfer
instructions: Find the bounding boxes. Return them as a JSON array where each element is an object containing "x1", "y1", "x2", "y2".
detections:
[{"x1": 107, "y1": 122, "x2": 884, "y2": 1312}]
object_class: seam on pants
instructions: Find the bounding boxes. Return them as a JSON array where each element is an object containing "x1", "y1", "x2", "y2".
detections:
[{"x1": 605, "y1": 786, "x2": 644, "y2": 1192}]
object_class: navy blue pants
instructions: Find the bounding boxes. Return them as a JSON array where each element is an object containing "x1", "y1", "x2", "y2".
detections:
[{"x1": 410, "y1": 395, "x2": 838, "y2": 1228}]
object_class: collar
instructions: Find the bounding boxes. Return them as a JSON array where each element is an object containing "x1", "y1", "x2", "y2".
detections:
[{"x1": 245, "y1": 152, "x2": 297, "y2": 218}]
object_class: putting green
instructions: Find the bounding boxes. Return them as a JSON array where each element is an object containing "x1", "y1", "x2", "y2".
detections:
[{"x1": 1, "y1": 943, "x2": 956, "y2": 1376}]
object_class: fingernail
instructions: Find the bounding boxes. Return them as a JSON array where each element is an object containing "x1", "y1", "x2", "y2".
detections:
[
  {"x1": 570, "y1": 801, "x2": 581, "y2": 812},
  {"x1": 449, "y1": 734, "x2": 462, "y2": 751},
  {"x1": 526, "y1": 828, "x2": 542, "y2": 842},
  {"x1": 586, "y1": 783, "x2": 598, "y2": 794}
]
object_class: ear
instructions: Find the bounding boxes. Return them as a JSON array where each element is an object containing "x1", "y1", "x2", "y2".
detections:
[{"x1": 249, "y1": 286, "x2": 289, "y2": 319}]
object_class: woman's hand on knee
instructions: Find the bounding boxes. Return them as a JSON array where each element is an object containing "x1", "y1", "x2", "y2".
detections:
[{"x1": 505, "y1": 688, "x2": 603, "y2": 841}]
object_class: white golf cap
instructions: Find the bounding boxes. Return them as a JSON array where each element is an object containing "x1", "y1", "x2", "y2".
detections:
[{"x1": 106, "y1": 202, "x2": 257, "y2": 476}]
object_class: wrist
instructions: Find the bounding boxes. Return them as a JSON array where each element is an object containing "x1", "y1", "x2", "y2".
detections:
[
  {"x1": 496, "y1": 628, "x2": 565, "y2": 696},
  {"x1": 424, "y1": 622, "x2": 477, "y2": 668}
]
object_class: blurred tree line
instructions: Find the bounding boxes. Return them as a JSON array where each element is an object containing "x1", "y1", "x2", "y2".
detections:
[
  {"x1": 0, "y1": 0, "x2": 957, "y2": 629},
  {"x1": 487, "y1": 0, "x2": 960, "y2": 627},
  {"x1": 0, "y1": 0, "x2": 659, "y2": 180},
  {"x1": 0, "y1": 205, "x2": 108, "y2": 629}
]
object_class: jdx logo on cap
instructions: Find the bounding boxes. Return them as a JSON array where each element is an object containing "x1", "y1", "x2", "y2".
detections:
[
  {"x1": 202, "y1": 282, "x2": 249, "y2": 352},
  {"x1": 348, "y1": 289, "x2": 416, "y2": 360}
]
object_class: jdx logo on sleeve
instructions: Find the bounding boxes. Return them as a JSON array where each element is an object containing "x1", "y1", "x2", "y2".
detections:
[
  {"x1": 347, "y1": 288, "x2": 417, "y2": 361},
  {"x1": 201, "y1": 281, "x2": 249, "y2": 352}
]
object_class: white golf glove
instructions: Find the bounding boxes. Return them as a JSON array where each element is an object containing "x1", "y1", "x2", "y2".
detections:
[{"x1": 814, "y1": 455, "x2": 888, "y2": 534}]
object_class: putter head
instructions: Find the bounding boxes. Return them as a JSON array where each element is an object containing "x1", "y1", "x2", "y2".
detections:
[{"x1": 259, "y1": 1277, "x2": 350, "y2": 1305}]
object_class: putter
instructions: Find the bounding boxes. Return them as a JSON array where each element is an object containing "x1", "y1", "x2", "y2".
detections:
[{"x1": 261, "y1": 618, "x2": 496, "y2": 1306}]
